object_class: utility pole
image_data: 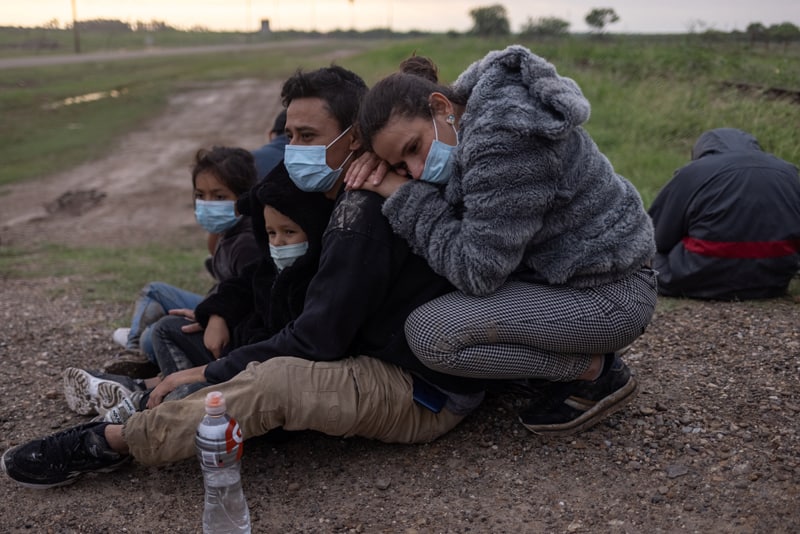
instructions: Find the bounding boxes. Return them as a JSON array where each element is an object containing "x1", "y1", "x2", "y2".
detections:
[
  {"x1": 349, "y1": 0, "x2": 355, "y2": 31},
  {"x1": 246, "y1": 0, "x2": 252, "y2": 42},
  {"x1": 71, "y1": 0, "x2": 81, "y2": 53}
]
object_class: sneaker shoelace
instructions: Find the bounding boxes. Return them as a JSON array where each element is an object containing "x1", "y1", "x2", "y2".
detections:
[{"x1": 34, "y1": 425, "x2": 99, "y2": 472}]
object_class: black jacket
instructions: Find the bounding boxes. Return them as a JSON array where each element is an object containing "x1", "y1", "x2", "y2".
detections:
[
  {"x1": 204, "y1": 187, "x2": 488, "y2": 394},
  {"x1": 195, "y1": 164, "x2": 334, "y2": 351},
  {"x1": 649, "y1": 128, "x2": 800, "y2": 300}
]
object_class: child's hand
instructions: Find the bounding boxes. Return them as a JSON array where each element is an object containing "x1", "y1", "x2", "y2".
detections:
[
  {"x1": 203, "y1": 315, "x2": 230, "y2": 359},
  {"x1": 180, "y1": 322, "x2": 203, "y2": 334},
  {"x1": 169, "y1": 308, "x2": 196, "y2": 321}
]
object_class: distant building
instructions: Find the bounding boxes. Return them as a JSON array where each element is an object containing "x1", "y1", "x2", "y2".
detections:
[{"x1": 260, "y1": 19, "x2": 271, "y2": 34}]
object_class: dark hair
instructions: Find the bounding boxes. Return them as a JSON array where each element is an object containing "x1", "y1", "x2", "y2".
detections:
[
  {"x1": 271, "y1": 109, "x2": 287, "y2": 135},
  {"x1": 358, "y1": 54, "x2": 465, "y2": 152},
  {"x1": 255, "y1": 167, "x2": 333, "y2": 246},
  {"x1": 191, "y1": 146, "x2": 257, "y2": 196},
  {"x1": 280, "y1": 65, "x2": 368, "y2": 131}
]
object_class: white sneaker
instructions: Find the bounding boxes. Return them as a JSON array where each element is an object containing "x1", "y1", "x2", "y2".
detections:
[
  {"x1": 62, "y1": 368, "x2": 136, "y2": 416},
  {"x1": 112, "y1": 327, "x2": 131, "y2": 348},
  {"x1": 103, "y1": 395, "x2": 140, "y2": 424}
]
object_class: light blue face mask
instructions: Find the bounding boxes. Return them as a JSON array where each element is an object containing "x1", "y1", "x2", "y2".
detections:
[
  {"x1": 194, "y1": 200, "x2": 241, "y2": 234},
  {"x1": 418, "y1": 115, "x2": 458, "y2": 184},
  {"x1": 269, "y1": 242, "x2": 309, "y2": 271},
  {"x1": 284, "y1": 126, "x2": 354, "y2": 192}
]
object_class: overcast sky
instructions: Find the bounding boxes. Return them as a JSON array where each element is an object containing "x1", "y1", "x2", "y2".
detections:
[{"x1": 4, "y1": 1, "x2": 799, "y2": 34}]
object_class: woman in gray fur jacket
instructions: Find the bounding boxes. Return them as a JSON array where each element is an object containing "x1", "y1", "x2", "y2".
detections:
[{"x1": 345, "y1": 45, "x2": 657, "y2": 436}]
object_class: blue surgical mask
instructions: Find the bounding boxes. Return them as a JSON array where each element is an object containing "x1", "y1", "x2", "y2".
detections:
[
  {"x1": 284, "y1": 126, "x2": 354, "y2": 192},
  {"x1": 418, "y1": 116, "x2": 458, "y2": 184},
  {"x1": 270, "y1": 242, "x2": 309, "y2": 271},
  {"x1": 195, "y1": 200, "x2": 240, "y2": 234}
]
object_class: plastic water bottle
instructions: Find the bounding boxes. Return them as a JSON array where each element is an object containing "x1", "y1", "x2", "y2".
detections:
[{"x1": 195, "y1": 391, "x2": 251, "y2": 534}]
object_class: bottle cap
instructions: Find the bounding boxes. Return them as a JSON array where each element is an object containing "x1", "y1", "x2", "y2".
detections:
[{"x1": 204, "y1": 391, "x2": 227, "y2": 416}]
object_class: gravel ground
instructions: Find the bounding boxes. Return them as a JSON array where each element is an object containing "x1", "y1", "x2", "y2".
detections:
[{"x1": 1, "y1": 276, "x2": 798, "y2": 533}]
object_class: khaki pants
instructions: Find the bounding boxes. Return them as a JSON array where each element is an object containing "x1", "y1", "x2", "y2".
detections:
[{"x1": 124, "y1": 355, "x2": 464, "y2": 466}]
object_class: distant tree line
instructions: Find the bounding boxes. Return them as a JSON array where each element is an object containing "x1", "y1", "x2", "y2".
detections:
[
  {"x1": 468, "y1": 3, "x2": 800, "y2": 47},
  {"x1": 469, "y1": 5, "x2": 621, "y2": 37},
  {"x1": 745, "y1": 22, "x2": 800, "y2": 49},
  {"x1": 70, "y1": 19, "x2": 176, "y2": 32}
]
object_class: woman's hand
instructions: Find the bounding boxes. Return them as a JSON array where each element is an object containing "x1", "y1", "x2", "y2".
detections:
[
  {"x1": 365, "y1": 172, "x2": 411, "y2": 198},
  {"x1": 345, "y1": 152, "x2": 389, "y2": 190},
  {"x1": 203, "y1": 315, "x2": 229, "y2": 359},
  {"x1": 146, "y1": 365, "x2": 207, "y2": 408}
]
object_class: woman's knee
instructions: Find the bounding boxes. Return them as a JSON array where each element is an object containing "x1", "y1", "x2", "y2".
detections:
[{"x1": 404, "y1": 306, "x2": 440, "y2": 365}]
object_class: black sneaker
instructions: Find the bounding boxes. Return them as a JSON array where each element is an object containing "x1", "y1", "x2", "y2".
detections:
[
  {"x1": 102, "y1": 350, "x2": 159, "y2": 379},
  {"x1": 519, "y1": 353, "x2": 638, "y2": 436},
  {"x1": 1, "y1": 422, "x2": 129, "y2": 489}
]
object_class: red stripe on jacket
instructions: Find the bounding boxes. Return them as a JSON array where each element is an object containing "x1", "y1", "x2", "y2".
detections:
[{"x1": 682, "y1": 237, "x2": 800, "y2": 259}]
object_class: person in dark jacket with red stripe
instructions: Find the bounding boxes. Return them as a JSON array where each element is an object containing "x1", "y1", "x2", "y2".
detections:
[{"x1": 649, "y1": 128, "x2": 800, "y2": 300}]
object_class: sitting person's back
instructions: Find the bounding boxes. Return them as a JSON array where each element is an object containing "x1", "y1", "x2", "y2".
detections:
[{"x1": 649, "y1": 128, "x2": 800, "y2": 300}]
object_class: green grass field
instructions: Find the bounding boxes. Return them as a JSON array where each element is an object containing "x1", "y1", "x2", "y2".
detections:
[{"x1": 1, "y1": 32, "x2": 799, "y2": 305}]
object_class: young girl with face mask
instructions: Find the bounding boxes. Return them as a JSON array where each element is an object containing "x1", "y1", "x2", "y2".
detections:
[
  {"x1": 345, "y1": 47, "x2": 659, "y2": 437},
  {"x1": 100, "y1": 147, "x2": 260, "y2": 378}
]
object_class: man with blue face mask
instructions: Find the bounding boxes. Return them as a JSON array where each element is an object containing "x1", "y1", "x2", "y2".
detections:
[{"x1": 2, "y1": 66, "x2": 491, "y2": 489}]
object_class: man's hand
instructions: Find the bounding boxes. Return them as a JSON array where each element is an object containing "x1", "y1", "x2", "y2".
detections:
[{"x1": 146, "y1": 365, "x2": 207, "y2": 408}]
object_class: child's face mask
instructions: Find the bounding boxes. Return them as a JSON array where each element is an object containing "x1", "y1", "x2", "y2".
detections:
[
  {"x1": 269, "y1": 242, "x2": 309, "y2": 271},
  {"x1": 195, "y1": 200, "x2": 240, "y2": 234}
]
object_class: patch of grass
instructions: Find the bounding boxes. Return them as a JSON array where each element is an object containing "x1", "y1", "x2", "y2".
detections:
[
  {"x1": 789, "y1": 274, "x2": 800, "y2": 298},
  {"x1": 0, "y1": 242, "x2": 213, "y2": 306},
  {"x1": 0, "y1": 39, "x2": 375, "y2": 187}
]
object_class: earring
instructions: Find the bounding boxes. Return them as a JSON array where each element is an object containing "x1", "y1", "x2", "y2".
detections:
[{"x1": 446, "y1": 114, "x2": 455, "y2": 125}]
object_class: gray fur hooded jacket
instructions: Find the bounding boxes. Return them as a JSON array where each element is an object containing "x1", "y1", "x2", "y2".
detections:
[{"x1": 381, "y1": 45, "x2": 655, "y2": 296}]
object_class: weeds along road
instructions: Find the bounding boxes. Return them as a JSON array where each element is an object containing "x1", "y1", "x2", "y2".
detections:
[{"x1": 0, "y1": 39, "x2": 338, "y2": 69}]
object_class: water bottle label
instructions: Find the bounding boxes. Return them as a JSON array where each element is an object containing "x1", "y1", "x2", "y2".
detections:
[
  {"x1": 226, "y1": 420, "x2": 244, "y2": 461},
  {"x1": 198, "y1": 419, "x2": 244, "y2": 468}
]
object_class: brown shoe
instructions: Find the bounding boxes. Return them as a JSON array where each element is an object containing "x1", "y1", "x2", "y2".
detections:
[{"x1": 102, "y1": 350, "x2": 159, "y2": 379}]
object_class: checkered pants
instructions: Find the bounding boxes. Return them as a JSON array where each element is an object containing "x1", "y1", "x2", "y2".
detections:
[{"x1": 405, "y1": 267, "x2": 658, "y2": 380}]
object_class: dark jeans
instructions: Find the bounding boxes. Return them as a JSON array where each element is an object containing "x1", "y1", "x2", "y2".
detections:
[{"x1": 149, "y1": 315, "x2": 214, "y2": 402}]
